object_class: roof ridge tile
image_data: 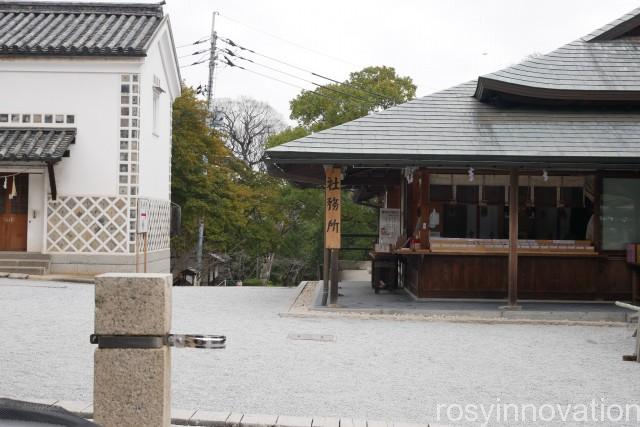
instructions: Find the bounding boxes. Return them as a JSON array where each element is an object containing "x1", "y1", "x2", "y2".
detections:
[{"x1": 0, "y1": 1, "x2": 163, "y2": 56}]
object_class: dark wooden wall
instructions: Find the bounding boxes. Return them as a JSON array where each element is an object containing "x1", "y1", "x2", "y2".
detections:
[{"x1": 403, "y1": 254, "x2": 632, "y2": 300}]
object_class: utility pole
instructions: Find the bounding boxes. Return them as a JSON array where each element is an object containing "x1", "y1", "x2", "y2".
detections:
[
  {"x1": 196, "y1": 218, "x2": 204, "y2": 273},
  {"x1": 197, "y1": 11, "x2": 218, "y2": 275},
  {"x1": 206, "y1": 11, "x2": 218, "y2": 118}
]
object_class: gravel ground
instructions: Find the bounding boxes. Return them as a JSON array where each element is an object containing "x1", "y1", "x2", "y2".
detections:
[{"x1": 1, "y1": 278, "x2": 639, "y2": 426}]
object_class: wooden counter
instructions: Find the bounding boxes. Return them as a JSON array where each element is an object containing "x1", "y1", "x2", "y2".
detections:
[
  {"x1": 399, "y1": 249, "x2": 629, "y2": 300},
  {"x1": 396, "y1": 248, "x2": 599, "y2": 257}
]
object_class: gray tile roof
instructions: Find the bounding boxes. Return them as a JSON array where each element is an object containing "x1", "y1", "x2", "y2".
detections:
[
  {"x1": 476, "y1": 7, "x2": 640, "y2": 100},
  {"x1": 586, "y1": 6, "x2": 640, "y2": 41},
  {"x1": 0, "y1": 128, "x2": 76, "y2": 161},
  {"x1": 267, "y1": 81, "x2": 640, "y2": 167},
  {"x1": 0, "y1": 1, "x2": 163, "y2": 57},
  {"x1": 268, "y1": 7, "x2": 640, "y2": 170}
]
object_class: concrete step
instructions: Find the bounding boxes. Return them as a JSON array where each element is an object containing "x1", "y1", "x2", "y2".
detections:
[
  {"x1": 0, "y1": 259, "x2": 50, "y2": 267},
  {"x1": 0, "y1": 251, "x2": 50, "y2": 261},
  {"x1": 0, "y1": 266, "x2": 46, "y2": 275},
  {"x1": 0, "y1": 252, "x2": 50, "y2": 275}
]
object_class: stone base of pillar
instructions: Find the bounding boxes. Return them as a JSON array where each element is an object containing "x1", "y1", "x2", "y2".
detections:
[{"x1": 94, "y1": 347, "x2": 171, "y2": 427}]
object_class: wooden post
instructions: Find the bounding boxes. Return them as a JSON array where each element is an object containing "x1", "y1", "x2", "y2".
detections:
[
  {"x1": 636, "y1": 313, "x2": 640, "y2": 363},
  {"x1": 329, "y1": 249, "x2": 339, "y2": 306},
  {"x1": 135, "y1": 234, "x2": 140, "y2": 273},
  {"x1": 419, "y1": 170, "x2": 431, "y2": 250},
  {"x1": 322, "y1": 247, "x2": 330, "y2": 306},
  {"x1": 505, "y1": 169, "x2": 521, "y2": 309},
  {"x1": 593, "y1": 173, "x2": 603, "y2": 252},
  {"x1": 143, "y1": 233, "x2": 148, "y2": 273},
  {"x1": 47, "y1": 161, "x2": 57, "y2": 201},
  {"x1": 324, "y1": 166, "x2": 341, "y2": 306},
  {"x1": 633, "y1": 268, "x2": 639, "y2": 305}
]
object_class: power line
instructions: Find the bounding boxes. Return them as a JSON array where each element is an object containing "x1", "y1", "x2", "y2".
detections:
[
  {"x1": 221, "y1": 50, "x2": 372, "y2": 104},
  {"x1": 178, "y1": 49, "x2": 209, "y2": 59},
  {"x1": 183, "y1": 48, "x2": 377, "y2": 105},
  {"x1": 219, "y1": 37, "x2": 389, "y2": 100},
  {"x1": 217, "y1": 13, "x2": 359, "y2": 67},
  {"x1": 182, "y1": 52, "x2": 366, "y2": 105},
  {"x1": 220, "y1": 58, "x2": 342, "y2": 103},
  {"x1": 175, "y1": 36, "x2": 211, "y2": 49},
  {"x1": 180, "y1": 55, "x2": 210, "y2": 68}
]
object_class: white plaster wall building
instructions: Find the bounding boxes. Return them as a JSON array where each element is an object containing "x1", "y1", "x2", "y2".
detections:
[{"x1": 0, "y1": 1, "x2": 180, "y2": 274}]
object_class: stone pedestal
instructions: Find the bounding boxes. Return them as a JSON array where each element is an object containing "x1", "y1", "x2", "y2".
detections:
[{"x1": 93, "y1": 273, "x2": 172, "y2": 427}]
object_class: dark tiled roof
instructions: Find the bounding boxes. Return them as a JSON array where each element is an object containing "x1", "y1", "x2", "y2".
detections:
[
  {"x1": 0, "y1": 128, "x2": 76, "y2": 161},
  {"x1": 0, "y1": 1, "x2": 163, "y2": 56},
  {"x1": 267, "y1": 81, "x2": 640, "y2": 167},
  {"x1": 476, "y1": 7, "x2": 640, "y2": 101},
  {"x1": 585, "y1": 6, "x2": 640, "y2": 41}
]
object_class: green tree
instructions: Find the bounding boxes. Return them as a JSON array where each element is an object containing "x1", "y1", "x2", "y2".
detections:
[
  {"x1": 171, "y1": 65, "x2": 416, "y2": 284},
  {"x1": 289, "y1": 65, "x2": 416, "y2": 131},
  {"x1": 270, "y1": 66, "x2": 417, "y2": 265},
  {"x1": 171, "y1": 87, "x2": 251, "y2": 263}
]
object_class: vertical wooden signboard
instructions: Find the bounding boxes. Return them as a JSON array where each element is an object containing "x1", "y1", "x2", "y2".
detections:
[{"x1": 325, "y1": 167, "x2": 341, "y2": 249}]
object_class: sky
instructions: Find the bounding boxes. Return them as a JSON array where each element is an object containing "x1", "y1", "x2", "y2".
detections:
[{"x1": 56, "y1": 0, "x2": 640, "y2": 123}]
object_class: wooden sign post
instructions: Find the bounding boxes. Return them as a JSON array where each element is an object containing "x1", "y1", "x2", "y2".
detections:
[
  {"x1": 325, "y1": 167, "x2": 341, "y2": 249},
  {"x1": 325, "y1": 166, "x2": 341, "y2": 306},
  {"x1": 136, "y1": 199, "x2": 150, "y2": 273}
]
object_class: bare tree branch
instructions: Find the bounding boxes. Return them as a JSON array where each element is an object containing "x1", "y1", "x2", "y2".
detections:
[{"x1": 217, "y1": 97, "x2": 284, "y2": 169}]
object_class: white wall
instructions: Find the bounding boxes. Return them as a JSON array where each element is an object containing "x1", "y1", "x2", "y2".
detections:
[
  {"x1": 27, "y1": 172, "x2": 44, "y2": 252},
  {"x1": 0, "y1": 58, "x2": 143, "y2": 196},
  {"x1": 0, "y1": 21, "x2": 180, "y2": 259},
  {"x1": 138, "y1": 22, "x2": 180, "y2": 201}
]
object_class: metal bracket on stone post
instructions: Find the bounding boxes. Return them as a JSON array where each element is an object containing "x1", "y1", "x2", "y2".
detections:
[
  {"x1": 91, "y1": 273, "x2": 226, "y2": 427},
  {"x1": 90, "y1": 334, "x2": 226, "y2": 349},
  {"x1": 615, "y1": 301, "x2": 640, "y2": 363}
]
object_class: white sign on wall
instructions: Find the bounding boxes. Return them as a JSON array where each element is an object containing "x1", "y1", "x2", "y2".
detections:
[
  {"x1": 379, "y1": 208, "x2": 401, "y2": 247},
  {"x1": 137, "y1": 199, "x2": 150, "y2": 234}
]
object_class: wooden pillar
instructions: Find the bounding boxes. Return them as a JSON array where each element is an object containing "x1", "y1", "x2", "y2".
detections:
[
  {"x1": 322, "y1": 247, "x2": 330, "y2": 306},
  {"x1": 329, "y1": 249, "x2": 339, "y2": 306},
  {"x1": 419, "y1": 170, "x2": 431, "y2": 250},
  {"x1": 506, "y1": 169, "x2": 520, "y2": 308},
  {"x1": 324, "y1": 166, "x2": 341, "y2": 306},
  {"x1": 593, "y1": 173, "x2": 603, "y2": 252},
  {"x1": 632, "y1": 268, "x2": 639, "y2": 305}
]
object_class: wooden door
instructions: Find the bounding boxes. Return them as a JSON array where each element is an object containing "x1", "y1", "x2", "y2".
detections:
[{"x1": 0, "y1": 174, "x2": 28, "y2": 251}]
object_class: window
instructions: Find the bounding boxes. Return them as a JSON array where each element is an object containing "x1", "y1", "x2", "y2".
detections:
[
  {"x1": 66, "y1": 115, "x2": 75, "y2": 124},
  {"x1": 602, "y1": 178, "x2": 640, "y2": 250},
  {"x1": 55, "y1": 115, "x2": 64, "y2": 123},
  {"x1": 22, "y1": 114, "x2": 31, "y2": 123},
  {"x1": 33, "y1": 114, "x2": 42, "y2": 123},
  {"x1": 153, "y1": 75, "x2": 164, "y2": 136},
  {"x1": 428, "y1": 174, "x2": 591, "y2": 241},
  {"x1": 0, "y1": 114, "x2": 7, "y2": 122},
  {"x1": 153, "y1": 91, "x2": 160, "y2": 135}
]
